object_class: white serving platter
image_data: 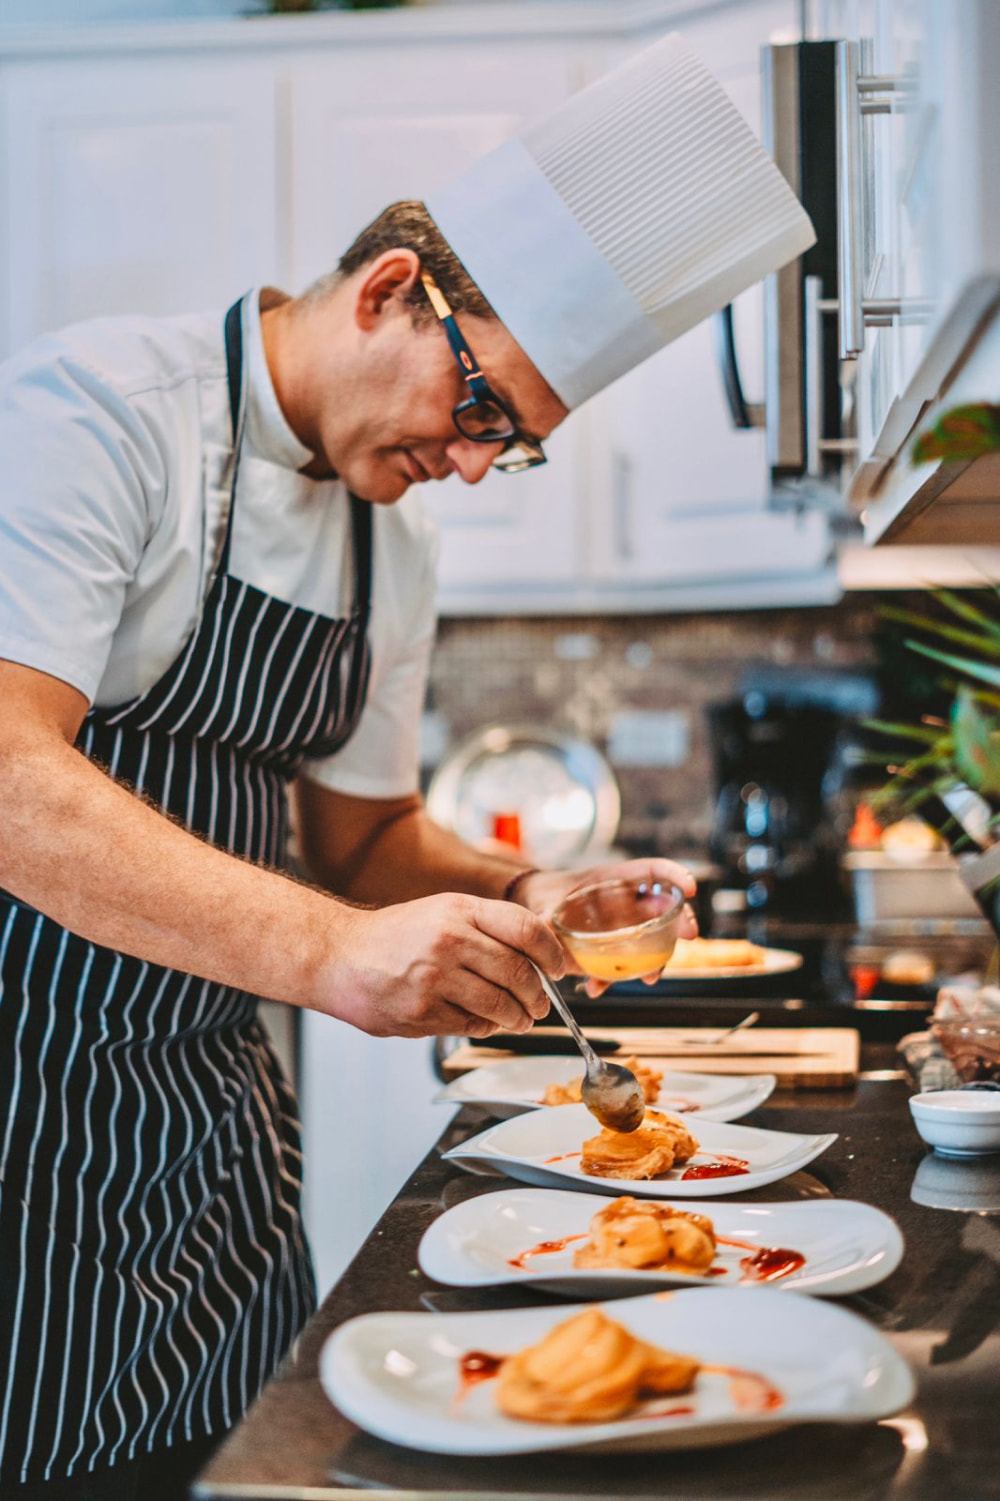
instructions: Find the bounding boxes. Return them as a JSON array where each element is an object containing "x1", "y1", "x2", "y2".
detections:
[
  {"x1": 417, "y1": 1187, "x2": 904, "y2": 1298},
  {"x1": 320, "y1": 1288, "x2": 914, "y2": 1455},
  {"x1": 434, "y1": 1058, "x2": 776, "y2": 1122},
  {"x1": 441, "y1": 1103, "x2": 836, "y2": 1198},
  {"x1": 656, "y1": 946, "x2": 804, "y2": 982}
]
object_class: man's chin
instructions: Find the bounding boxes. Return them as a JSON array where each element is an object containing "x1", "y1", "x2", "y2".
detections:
[{"x1": 340, "y1": 466, "x2": 411, "y2": 506}]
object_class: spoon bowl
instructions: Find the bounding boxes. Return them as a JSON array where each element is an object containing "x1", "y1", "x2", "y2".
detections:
[{"x1": 531, "y1": 965, "x2": 645, "y2": 1133}]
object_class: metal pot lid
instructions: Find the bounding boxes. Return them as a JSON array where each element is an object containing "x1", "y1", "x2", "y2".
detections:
[{"x1": 426, "y1": 724, "x2": 620, "y2": 869}]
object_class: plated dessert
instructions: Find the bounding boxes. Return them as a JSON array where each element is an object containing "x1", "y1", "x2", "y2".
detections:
[
  {"x1": 417, "y1": 1187, "x2": 904, "y2": 1296},
  {"x1": 443, "y1": 1103, "x2": 837, "y2": 1198},
  {"x1": 321, "y1": 1288, "x2": 915, "y2": 1454},
  {"x1": 434, "y1": 1057, "x2": 777, "y2": 1122}
]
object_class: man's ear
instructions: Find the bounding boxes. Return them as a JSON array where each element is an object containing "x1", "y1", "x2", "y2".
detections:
[{"x1": 353, "y1": 249, "x2": 421, "y2": 332}]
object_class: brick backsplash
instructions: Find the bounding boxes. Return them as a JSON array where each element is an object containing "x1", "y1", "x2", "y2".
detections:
[{"x1": 424, "y1": 597, "x2": 883, "y2": 858}]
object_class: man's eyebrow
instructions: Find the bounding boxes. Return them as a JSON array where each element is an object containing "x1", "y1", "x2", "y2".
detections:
[{"x1": 485, "y1": 376, "x2": 534, "y2": 439}]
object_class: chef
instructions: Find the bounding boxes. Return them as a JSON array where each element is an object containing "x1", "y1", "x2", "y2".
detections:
[{"x1": 0, "y1": 32, "x2": 813, "y2": 1501}]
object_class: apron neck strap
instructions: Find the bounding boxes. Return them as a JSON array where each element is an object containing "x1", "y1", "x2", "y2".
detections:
[{"x1": 223, "y1": 296, "x2": 375, "y2": 654}]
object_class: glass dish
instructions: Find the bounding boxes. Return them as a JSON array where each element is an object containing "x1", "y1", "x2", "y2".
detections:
[
  {"x1": 552, "y1": 878, "x2": 685, "y2": 983},
  {"x1": 931, "y1": 1019, "x2": 1000, "y2": 1083}
]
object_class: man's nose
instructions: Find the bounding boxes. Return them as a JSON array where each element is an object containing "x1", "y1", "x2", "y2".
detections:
[{"x1": 444, "y1": 436, "x2": 503, "y2": 485}]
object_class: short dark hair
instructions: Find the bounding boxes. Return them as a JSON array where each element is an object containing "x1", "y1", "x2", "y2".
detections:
[{"x1": 305, "y1": 201, "x2": 495, "y2": 324}]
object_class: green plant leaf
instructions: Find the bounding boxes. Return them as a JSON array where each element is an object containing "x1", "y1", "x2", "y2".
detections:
[
  {"x1": 880, "y1": 606, "x2": 1000, "y2": 659},
  {"x1": 934, "y1": 590, "x2": 1000, "y2": 642},
  {"x1": 863, "y1": 717, "x2": 951, "y2": 745},
  {"x1": 953, "y1": 686, "x2": 1000, "y2": 796},
  {"x1": 905, "y1": 639, "x2": 1000, "y2": 689}
]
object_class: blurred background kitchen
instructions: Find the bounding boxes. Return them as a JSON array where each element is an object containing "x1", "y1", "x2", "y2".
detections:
[{"x1": 3, "y1": 0, "x2": 999, "y2": 1291}]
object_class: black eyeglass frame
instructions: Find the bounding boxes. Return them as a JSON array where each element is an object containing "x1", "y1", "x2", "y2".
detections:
[{"x1": 419, "y1": 271, "x2": 547, "y2": 474}]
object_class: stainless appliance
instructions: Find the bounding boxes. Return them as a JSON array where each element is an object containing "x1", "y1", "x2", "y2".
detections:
[{"x1": 716, "y1": 41, "x2": 849, "y2": 491}]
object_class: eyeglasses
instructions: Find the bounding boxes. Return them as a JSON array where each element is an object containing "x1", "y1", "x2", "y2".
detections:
[{"x1": 419, "y1": 271, "x2": 547, "y2": 474}]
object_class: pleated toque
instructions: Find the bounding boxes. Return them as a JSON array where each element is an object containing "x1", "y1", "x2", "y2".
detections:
[{"x1": 426, "y1": 32, "x2": 816, "y2": 411}]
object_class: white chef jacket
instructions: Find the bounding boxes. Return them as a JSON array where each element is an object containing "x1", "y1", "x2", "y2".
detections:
[{"x1": 0, "y1": 290, "x2": 438, "y2": 799}]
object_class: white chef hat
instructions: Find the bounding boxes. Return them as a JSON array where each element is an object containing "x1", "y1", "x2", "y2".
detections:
[{"x1": 426, "y1": 32, "x2": 815, "y2": 411}]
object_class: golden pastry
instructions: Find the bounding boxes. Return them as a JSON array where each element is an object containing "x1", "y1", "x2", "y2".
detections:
[
  {"x1": 496, "y1": 1307, "x2": 699, "y2": 1424},
  {"x1": 880, "y1": 949, "x2": 935, "y2": 987},
  {"x1": 572, "y1": 1196, "x2": 716, "y2": 1274},
  {"x1": 580, "y1": 1108, "x2": 699, "y2": 1181},
  {"x1": 542, "y1": 1056, "x2": 662, "y2": 1107},
  {"x1": 665, "y1": 937, "x2": 766, "y2": 970}
]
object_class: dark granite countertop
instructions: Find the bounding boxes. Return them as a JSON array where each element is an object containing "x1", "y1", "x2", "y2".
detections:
[{"x1": 193, "y1": 1047, "x2": 1000, "y2": 1501}]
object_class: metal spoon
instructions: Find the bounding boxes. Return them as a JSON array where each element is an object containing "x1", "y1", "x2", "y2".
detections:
[
  {"x1": 677, "y1": 1010, "x2": 760, "y2": 1046},
  {"x1": 532, "y1": 965, "x2": 646, "y2": 1134}
]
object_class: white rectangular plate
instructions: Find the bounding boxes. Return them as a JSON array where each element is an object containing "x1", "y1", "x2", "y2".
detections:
[
  {"x1": 320, "y1": 1288, "x2": 914, "y2": 1455},
  {"x1": 434, "y1": 1058, "x2": 777, "y2": 1121},
  {"x1": 442, "y1": 1104, "x2": 837, "y2": 1198},
  {"x1": 417, "y1": 1187, "x2": 903, "y2": 1297}
]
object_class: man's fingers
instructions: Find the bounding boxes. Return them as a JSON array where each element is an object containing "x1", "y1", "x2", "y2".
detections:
[
  {"x1": 475, "y1": 898, "x2": 566, "y2": 980},
  {"x1": 452, "y1": 969, "x2": 538, "y2": 1033}
]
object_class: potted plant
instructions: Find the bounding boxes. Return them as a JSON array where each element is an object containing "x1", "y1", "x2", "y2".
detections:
[{"x1": 867, "y1": 588, "x2": 1000, "y2": 938}]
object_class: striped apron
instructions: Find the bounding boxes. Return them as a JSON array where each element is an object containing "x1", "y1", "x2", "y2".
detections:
[{"x1": 0, "y1": 298, "x2": 373, "y2": 1484}]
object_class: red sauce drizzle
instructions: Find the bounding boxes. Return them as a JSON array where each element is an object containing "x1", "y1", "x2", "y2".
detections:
[
  {"x1": 544, "y1": 1151, "x2": 582, "y2": 1164},
  {"x1": 715, "y1": 1235, "x2": 806, "y2": 1282},
  {"x1": 661, "y1": 1099, "x2": 700, "y2": 1113},
  {"x1": 738, "y1": 1246, "x2": 806, "y2": 1282},
  {"x1": 508, "y1": 1233, "x2": 588, "y2": 1270},
  {"x1": 706, "y1": 1265, "x2": 729, "y2": 1276},
  {"x1": 681, "y1": 1154, "x2": 750, "y2": 1180},
  {"x1": 455, "y1": 1351, "x2": 506, "y2": 1404},
  {"x1": 702, "y1": 1363, "x2": 784, "y2": 1413}
]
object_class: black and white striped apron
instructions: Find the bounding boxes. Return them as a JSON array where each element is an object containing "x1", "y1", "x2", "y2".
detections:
[{"x1": 0, "y1": 297, "x2": 372, "y2": 1484}]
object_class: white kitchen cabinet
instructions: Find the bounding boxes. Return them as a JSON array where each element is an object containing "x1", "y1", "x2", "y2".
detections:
[{"x1": 0, "y1": 50, "x2": 280, "y2": 353}]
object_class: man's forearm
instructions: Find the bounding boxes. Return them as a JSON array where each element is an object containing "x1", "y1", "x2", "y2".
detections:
[
  {"x1": 317, "y1": 804, "x2": 530, "y2": 906},
  {"x1": 0, "y1": 732, "x2": 346, "y2": 1009}
]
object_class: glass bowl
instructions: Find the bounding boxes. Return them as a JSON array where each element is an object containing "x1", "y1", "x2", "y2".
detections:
[
  {"x1": 551, "y1": 877, "x2": 685, "y2": 983},
  {"x1": 931, "y1": 1019, "x2": 1000, "y2": 1083}
]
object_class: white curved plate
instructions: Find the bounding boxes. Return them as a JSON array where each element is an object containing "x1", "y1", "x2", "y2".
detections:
[
  {"x1": 320, "y1": 1288, "x2": 914, "y2": 1455},
  {"x1": 442, "y1": 1104, "x2": 836, "y2": 1199},
  {"x1": 656, "y1": 947, "x2": 804, "y2": 982},
  {"x1": 417, "y1": 1187, "x2": 904, "y2": 1298},
  {"x1": 434, "y1": 1059, "x2": 776, "y2": 1122}
]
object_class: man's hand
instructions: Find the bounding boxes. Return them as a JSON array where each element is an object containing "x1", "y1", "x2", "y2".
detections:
[
  {"x1": 318, "y1": 892, "x2": 568, "y2": 1039},
  {"x1": 511, "y1": 858, "x2": 699, "y2": 997}
]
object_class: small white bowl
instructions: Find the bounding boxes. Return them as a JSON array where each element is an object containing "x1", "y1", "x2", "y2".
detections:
[{"x1": 909, "y1": 1090, "x2": 1000, "y2": 1158}]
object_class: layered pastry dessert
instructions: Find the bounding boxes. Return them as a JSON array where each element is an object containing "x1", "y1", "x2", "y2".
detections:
[
  {"x1": 496, "y1": 1308, "x2": 699, "y2": 1424},
  {"x1": 664, "y1": 937, "x2": 766, "y2": 969},
  {"x1": 542, "y1": 1056, "x2": 662, "y2": 1107},
  {"x1": 580, "y1": 1108, "x2": 699, "y2": 1180},
  {"x1": 572, "y1": 1196, "x2": 716, "y2": 1275}
]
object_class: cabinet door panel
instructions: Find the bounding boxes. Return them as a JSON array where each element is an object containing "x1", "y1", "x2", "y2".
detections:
[
  {"x1": 1, "y1": 58, "x2": 278, "y2": 351},
  {"x1": 291, "y1": 47, "x2": 578, "y2": 591}
]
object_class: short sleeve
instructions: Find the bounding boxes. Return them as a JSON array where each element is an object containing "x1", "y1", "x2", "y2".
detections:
[
  {"x1": 0, "y1": 340, "x2": 161, "y2": 702},
  {"x1": 298, "y1": 499, "x2": 439, "y2": 800}
]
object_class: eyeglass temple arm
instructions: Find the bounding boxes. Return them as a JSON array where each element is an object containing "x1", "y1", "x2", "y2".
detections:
[{"x1": 419, "y1": 270, "x2": 452, "y2": 322}]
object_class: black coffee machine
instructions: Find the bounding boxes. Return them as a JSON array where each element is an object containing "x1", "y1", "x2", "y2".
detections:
[{"x1": 707, "y1": 688, "x2": 845, "y2": 914}]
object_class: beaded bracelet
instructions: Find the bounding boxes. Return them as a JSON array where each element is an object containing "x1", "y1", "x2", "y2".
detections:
[{"x1": 501, "y1": 867, "x2": 541, "y2": 904}]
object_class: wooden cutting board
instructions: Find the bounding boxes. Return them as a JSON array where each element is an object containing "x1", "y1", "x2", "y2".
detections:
[{"x1": 443, "y1": 1026, "x2": 860, "y2": 1089}]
